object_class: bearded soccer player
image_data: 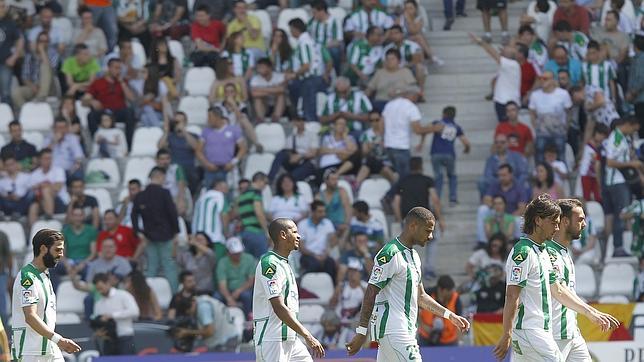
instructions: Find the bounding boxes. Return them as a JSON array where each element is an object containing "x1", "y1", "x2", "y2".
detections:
[
  {"x1": 546, "y1": 199, "x2": 619, "y2": 361},
  {"x1": 345, "y1": 207, "x2": 470, "y2": 361},
  {"x1": 252, "y1": 218, "x2": 325, "y2": 362},
  {"x1": 12, "y1": 229, "x2": 81, "y2": 361},
  {"x1": 493, "y1": 194, "x2": 617, "y2": 361}
]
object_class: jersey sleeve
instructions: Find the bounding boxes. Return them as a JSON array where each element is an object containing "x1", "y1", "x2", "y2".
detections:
[
  {"x1": 506, "y1": 246, "x2": 532, "y2": 288},
  {"x1": 368, "y1": 250, "x2": 399, "y2": 289},
  {"x1": 19, "y1": 272, "x2": 39, "y2": 306},
  {"x1": 258, "y1": 258, "x2": 286, "y2": 300}
]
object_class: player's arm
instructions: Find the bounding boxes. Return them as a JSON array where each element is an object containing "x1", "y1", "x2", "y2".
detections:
[
  {"x1": 550, "y1": 282, "x2": 619, "y2": 330},
  {"x1": 417, "y1": 285, "x2": 470, "y2": 332},
  {"x1": 345, "y1": 283, "x2": 379, "y2": 356},
  {"x1": 269, "y1": 297, "x2": 325, "y2": 358},
  {"x1": 493, "y1": 284, "x2": 521, "y2": 360},
  {"x1": 22, "y1": 305, "x2": 81, "y2": 353}
]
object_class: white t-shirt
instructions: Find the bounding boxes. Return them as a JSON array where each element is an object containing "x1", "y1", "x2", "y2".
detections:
[
  {"x1": 336, "y1": 280, "x2": 368, "y2": 321},
  {"x1": 549, "y1": 160, "x2": 568, "y2": 186},
  {"x1": 604, "y1": 128, "x2": 630, "y2": 186},
  {"x1": 468, "y1": 249, "x2": 504, "y2": 271},
  {"x1": 297, "y1": 218, "x2": 335, "y2": 256},
  {"x1": 493, "y1": 57, "x2": 521, "y2": 104},
  {"x1": 0, "y1": 172, "x2": 32, "y2": 198},
  {"x1": 29, "y1": 166, "x2": 69, "y2": 204},
  {"x1": 250, "y1": 72, "x2": 285, "y2": 89},
  {"x1": 579, "y1": 143, "x2": 599, "y2": 177},
  {"x1": 92, "y1": 127, "x2": 128, "y2": 158},
  {"x1": 383, "y1": 97, "x2": 422, "y2": 150},
  {"x1": 528, "y1": 88, "x2": 572, "y2": 136},
  {"x1": 269, "y1": 194, "x2": 309, "y2": 221}
]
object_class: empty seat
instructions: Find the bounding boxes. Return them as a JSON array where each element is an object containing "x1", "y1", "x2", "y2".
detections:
[
  {"x1": 298, "y1": 304, "x2": 325, "y2": 323},
  {"x1": 56, "y1": 281, "x2": 87, "y2": 314},
  {"x1": 243, "y1": 153, "x2": 275, "y2": 179},
  {"x1": 30, "y1": 220, "x2": 62, "y2": 242},
  {"x1": 255, "y1": 123, "x2": 286, "y2": 153},
  {"x1": 57, "y1": 312, "x2": 81, "y2": 325},
  {"x1": 585, "y1": 201, "x2": 604, "y2": 232},
  {"x1": 168, "y1": 40, "x2": 185, "y2": 63},
  {"x1": 249, "y1": 9, "x2": 273, "y2": 40},
  {"x1": 22, "y1": 131, "x2": 45, "y2": 150},
  {"x1": 19, "y1": 103, "x2": 54, "y2": 131},
  {"x1": 84, "y1": 188, "x2": 113, "y2": 214},
  {"x1": 178, "y1": 96, "x2": 209, "y2": 126},
  {"x1": 130, "y1": 127, "x2": 163, "y2": 157},
  {"x1": 599, "y1": 263, "x2": 635, "y2": 297},
  {"x1": 300, "y1": 272, "x2": 334, "y2": 304},
  {"x1": 598, "y1": 295, "x2": 629, "y2": 304},
  {"x1": 0, "y1": 222, "x2": 26, "y2": 253},
  {"x1": 297, "y1": 181, "x2": 313, "y2": 205},
  {"x1": 370, "y1": 208, "x2": 389, "y2": 240},
  {"x1": 184, "y1": 67, "x2": 216, "y2": 96},
  {"x1": 0, "y1": 103, "x2": 14, "y2": 129},
  {"x1": 122, "y1": 157, "x2": 156, "y2": 187},
  {"x1": 358, "y1": 179, "x2": 391, "y2": 210},
  {"x1": 147, "y1": 277, "x2": 172, "y2": 309},
  {"x1": 574, "y1": 264, "x2": 596, "y2": 299},
  {"x1": 85, "y1": 158, "x2": 121, "y2": 189}
]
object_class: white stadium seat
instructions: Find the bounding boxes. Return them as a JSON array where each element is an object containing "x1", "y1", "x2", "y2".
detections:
[
  {"x1": 113, "y1": 43, "x2": 146, "y2": 72},
  {"x1": 604, "y1": 234, "x2": 639, "y2": 266},
  {"x1": 299, "y1": 304, "x2": 325, "y2": 323},
  {"x1": 52, "y1": 17, "x2": 73, "y2": 44},
  {"x1": 178, "y1": 96, "x2": 209, "y2": 126},
  {"x1": 249, "y1": 9, "x2": 273, "y2": 41},
  {"x1": 186, "y1": 124, "x2": 202, "y2": 136},
  {"x1": 300, "y1": 273, "x2": 334, "y2": 304},
  {"x1": 358, "y1": 179, "x2": 391, "y2": 210},
  {"x1": 30, "y1": 220, "x2": 62, "y2": 242},
  {"x1": 22, "y1": 131, "x2": 44, "y2": 151},
  {"x1": 0, "y1": 222, "x2": 26, "y2": 253},
  {"x1": 304, "y1": 121, "x2": 321, "y2": 136},
  {"x1": 328, "y1": 7, "x2": 347, "y2": 23},
  {"x1": 585, "y1": 201, "x2": 604, "y2": 232},
  {"x1": 56, "y1": 281, "x2": 87, "y2": 314},
  {"x1": 244, "y1": 153, "x2": 275, "y2": 179},
  {"x1": 168, "y1": 40, "x2": 185, "y2": 63},
  {"x1": 297, "y1": 181, "x2": 313, "y2": 205},
  {"x1": 130, "y1": 127, "x2": 163, "y2": 157},
  {"x1": 370, "y1": 208, "x2": 389, "y2": 240},
  {"x1": 320, "y1": 179, "x2": 354, "y2": 204},
  {"x1": 262, "y1": 186, "x2": 273, "y2": 212},
  {"x1": 574, "y1": 264, "x2": 596, "y2": 299},
  {"x1": 65, "y1": 0, "x2": 79, "y2": 18},
  {"x1": 84, "y1": 188, "x2": 113, "y2": 214},
  {"x1": 147, "y1": 277, "x2": 173, "y2": 309},
  {"x1": 19, "y1": 102, "x2": 54, "y2": 131},
  {"x1": 598, "y1": 295, "x2": 629, "y2": 304},
  {"x1": 184, "y1": 67, "x2": 216, "y2": 96},
  {"x1": 57, "y1": 312, "x2": 82, "y2": 325},
  {"x1": 255, "y1": 123, "x2": 286, "y2": 153},
  {"x1": 599, "y1": 263, "x2": 635, "y2": 297},
  {"x1": 85, "y1": 158, "x2": 121, "y2": 189},
  {"x1": 0, "y1": 103, "x2": 14, "y2": 129},
  {"x1": 122, "y1": 157, "x2": 156, "y2": 187}
]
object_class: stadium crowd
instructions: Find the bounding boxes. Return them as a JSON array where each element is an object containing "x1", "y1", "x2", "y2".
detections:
[{"x1": 0, "y1": 0, "x2": 641, "y2": 356}]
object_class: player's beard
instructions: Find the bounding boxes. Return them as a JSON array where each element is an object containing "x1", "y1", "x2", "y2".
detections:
[
  {"x1": 569, "y1": 226, "x2": 582, "y2": 240},
  {"x1": 43, "y1": 250, "x2": 58, "y2": 268}
]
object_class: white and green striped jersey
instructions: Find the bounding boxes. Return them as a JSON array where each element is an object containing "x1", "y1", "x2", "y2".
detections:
[
  {"x1": 529, "y1": 39, "x2": 548, "y2": 72},
  {"x1": 252, "y1": 251, "x2": 299, "y2": 345},
  {"x1": 347, "y1": 39, "x2": 383, "y2": 75},
  {"x1": 546, "y1": 240, "x2": 578, "y2": 340},
  {"x1": 582, "y1": 61, "x2": 615, "y2": 100},
  {"x1": 221, "y1": 49, "x2": 255, "y2": 77},
  {"x1": 291, "y1": 32, "x2": 324, "y2": 78},
  {"x1": 308, "y1": 16, "x2": 343, "y2": 46},
  {"x1": 506, "y1": 237, "x2": 557, "y2": 331},
  {"x1": 604, "y1": 128, "x2": 630, "y2": 186},
  {"x1": 11, "y1": 263, "x2": 62, "y2": 359},
  {"x1": 322, "y1": 89, "x2": 373, "y2": 116},
  {"x1": 192, "y1": 189, "x2": 226, "y2": 244},
  {"x1": 368, "y1": 238, "x2": 422, "y2": 340},
  {"x1": 344, "y1": 7, "x2": 393, "y2": 35},
  {"x1": 382, "y1": 39, "x2": 421, "y2": 67},
  {"x1": 557, "y1": 32, "x2": 589, "y2": 61}
]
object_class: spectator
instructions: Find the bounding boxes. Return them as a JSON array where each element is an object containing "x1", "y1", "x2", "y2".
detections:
[
  {"x1": 331, "y1": 234, "x2": 373, "y2": 308},
  {"x1": 474, "y1": 264, "x2": 505, "y2": 313},
  {"x1": 578, "y1": 124, "x2": 609, "y2": 202},
  {"x1": 0, "y1": 0, "x2": 23, "y2": 105},
  {"x1": 236, "y1": 172, "x2": 270, "y2": 258},
  {"x1": 544, "y1": 46, "x2": 583, "y2": 86},
  {"x1": 572, "y1": 209, "x2": 600, "y2": 264},
  {"x1": 515, "y1": 44, "x2": 538, "y2": 105},
  {"x1": 149, "y1": 37, "x2": 181, "y2": 94},
  {"x1": 543, "y1": 144, "x2": 568, "y2": 187},
  {"x1": 297, "y1": 200, "x2": 338, "y2": 282},
  {"x1": 196, "y1": 106, "x2": 247, "y2": 187},
  {"x1": 131, "y1": 167, "x2": 180, "y2": 292},
  {"x1": 209, "y1": 58, "x2": 247, "y2": 105},
  {"x1": 93, "y1": 272, "x2": 140, "y2": 355},
  {"x1": 190, "y1": 5, "x2": 225, "y2": 67},
  {"x1": 344, "y1": 0, "x2": 393, "y2": 40},
  {"x1": 400, "y1": 0, "x2": 436, "y2": 62},
  {"x1": 27, "y1": 148, "x2": 68, "y2": 226},
  {"x1": 12, "y1": 31, "x2": 59, "y2": 109},
  {"x1": 393, "y1": 157, "x2": 443, "y2": 227},
  {"x1": 97, "y1": 209, "x2": 142, "y2": 260},
  {"x1": 522, "y1": 0, "x2": 557, "y2": 44},
  {"x1": 44, "y1": 118, "x2": 85, "y2": 179},
  {"x1": 582, "y1": 40, "x2": 616, "y2": 102},
  {"x1": 570, "y1": 85, "x2": 620, "y2": 136},
  {"x1": 366, "y1": 48, "x2": 417, "y2": 112},
  {"x1": 74, "y1": 6, "x2": 108, "y2": 58},
  {"x1": 214, "y1": 236, "x2": 256, "y2": 315},
  {"x1": 331, "y1": 259, "x2": 367, "y2": 344},
  {"x1": 286, "y1": 18, "x2": 326, "y2": 123},
  {"x1": 309, "y1": 0, "x2": 343, "y2": 74},
  {"x1": 470, "y1": 33, "x2": 520, "y2": 121},
  {"x1": 532, "y1": 162, "x2": 565, "y2": 199},
  {"x1": 155, "y1": 148, "x2": 189, "y2": 217},
  {"x1": 477, "y1": 0, "x2": 509, "y2": 43},
  {"x1": 529, "y1": 70, "x2": 573, "y2": 163},
  {"x1": 221, "y1": 31, "x2": 255, "y2": 80},
  {"x1": 418, "y1": 275, "x2": 462, "y2": 346},
  {"x1": 267, "y1": 116, "x2": 318, "y2": 183},
  {"x1": 604, "y1": 117, "x2": 642, "y2": 257},
  {"x1": 0, "y1": 121, "x2": 37, "y2": 170},
  {"x1": 158, "y1": 111, "x2": 199, "y2": 194},
  {"x1": 117, "y1": 179, "x2": 142, "y2": 228},
  {"x1": 349, "y1": 201, "x2": 385, "y2": 249},
  {"x1": 267, "y1": 28, "x2": 292, "y2": 73},
  {"x1": 86, "y1": 238, "x2": 133, "y2": 283},
  {"x1": 84, "y1": 58, "x2": 137, "y2": 149},
  {"x1": 385, "y1": 25, "x2": 427, "y2": 91},
  {"x1": 0, "y1": 154, "x2": 33, "y2": 217},
  {"x1": 106, "y1": 39, "x2": 144, "y2": 97},
  {"x1": 59, "y1": 96, "x2": 85, "y2": 151},
  {"x1": 550, "y1": 20, "x2": 589, "y2": 62},
  {"x1": 494, "y1": 102, "x2": 534, "y2": 158},
  {"x1": 620, "y1": 197, "x2": 643, "y2": 257},
  {"x1": 250, "y1": 58, "x2": 286, "y2": 123},
  {"x1": 592, "y1": 11, "x2": 631, "y2": 65},
  {"x1": 269, "y1": 174, "x2": 309, "y2": 223},
  {"x1": 115, "y1": 0, "x2": 151, "y2": 54},
  {"x1": 149, "y1": 0, "x2": 189, "y2": 40},
  {"x1": 478, "y1": 133, "x2": 529, "y2": 197},
  {"x1": 62, "y1": 206, "x2": 98, "y2": 268},
  {"x1": 84, "y1": 0, "x2": 117, "y2": 51},
  {"x1": 139, "y1": 64, "x2": 169, "y2": 128},
  {"x1": 92, "y1": 111, "x2": 128, "y2": 158},
  {"x1": 627, "y1": 35, "x2": 644, "y2": 136},
  {"x1": 515, "y1": 25, "x2": 548, "y2": 74},
  {"x1": 553, "y1": 0, "x2": 591, "y2": 35},
  {"x1": 345, "y1": 25, "x2": 384, "y2": 87},
  {"x1": 227, "y1": 1, "x2": 265, "y2": 59},
  {"x1": 192, "y1": 180, "x2": 229, "y2": 259},
  {"x1": 318, "y1": 118, "x2": 360, "y2": 181},
  {"x1": 177, "y1": 232, "x2": 216, "y2": 294},
  {"x1": 168, "y1": 271, "x2": 196, "y2": 320},
  {"x1": 66, "y1": 179, "x2": 100, "y2": 228},
  {"x1": 61, "y1": 44, "x2": 99, "y2": 98},
  {"x1": 123, "y1": 270, "x2": 162, "y2": 321},
  {"x1": 319, "y1": 172, "x2": 352, "y2": 236},
  {"x1": 483, "y1": 197, "x2": 515, "y2": 241},
  {"x1": 27, "y1": 6, "x2": 64, "y2": 54},
  {"x1": 212, "y1": 83, "x2": 260, "y2": 152},
  {"x1": 317, "y1": 307, "x2": 345, "y2": 350},
  {"x1": 320, "y1": 77, "x2": 372, "y2": 134},
  {"x1": 356, "y1": 111, "x2": 396, "y2": 186}
]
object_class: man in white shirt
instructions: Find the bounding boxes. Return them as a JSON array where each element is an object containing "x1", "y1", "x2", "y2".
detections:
[
  {"x1": 267, "y1": 116, "x2": 319, "y2": 183},
  {"x1": 297, "y1": 200, "x2": 338, "y2": 283},
  {"x1": 93, "y1": 272, "x2": 140, "y2": 355},
  {"x1": 0, "y1": 154, "x2": 33, "y2": 217},
  {"x1": 28, "y1": 148, "x2": 69, "y2": 226},
  {"x1": 250, "y1": 58, "x2": 286, "y2": 123}
]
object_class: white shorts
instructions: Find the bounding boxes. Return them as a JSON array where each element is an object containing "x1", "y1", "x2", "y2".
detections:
[
  {"x1": 377, "y1": 334, "x2": 421, "y2": 362},
  {"x1": 255, "y1": 338, "x2": 312, "y2": 362},
  {"x1": 19, "y1": 356, "x2": 65, "y2": 362},
  {"x1": 511, "y1": 329, "x2": 563, "y2": 362},
  {"x1": 556, "y1": 334, "x2": 591, "y2": 362}
]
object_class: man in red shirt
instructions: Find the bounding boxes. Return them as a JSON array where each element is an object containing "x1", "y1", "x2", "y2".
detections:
[
  {"x1": 82, "y1": 58, "x2": 136, "y2": 149},
  {"x1": 494, "y1": 101, "x2": 534, "y2": 158},
  {"x1": 517, "y1": 44, "x2": 537, "y2": 105},
  {"x1": 190, "y1": 4, "x2": 225, "y2": 67},
  {"x1": 97, "y1": 209, "x2": 143, "y2": 260},
  {"x1": 553, "y1": 0, "x2": 590, "y2": 35}
]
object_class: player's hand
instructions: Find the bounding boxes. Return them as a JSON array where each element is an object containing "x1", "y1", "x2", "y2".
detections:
[
  {"x1": 345, "y1": 333, "x2": 366, "y2": 356},
  {"x1": 304, "y1": 334, "x2": 325, "y2": 358},
  {"x1": 599, "y1": 312, "x2": 620, "y2": 330},
  {"x1": 449, "y1": 313, "x2": 470, "y2": 333},
  {"x1": 492, "y1": 333, "x2": 511, "y2": 360},
  {"x1": 58, "y1": 338, "x2": 82, "y2": 353}
]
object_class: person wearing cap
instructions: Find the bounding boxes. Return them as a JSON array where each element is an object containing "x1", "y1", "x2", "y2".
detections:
[
  {"x1": 214, "y1": 236, "x2": 257, "y2": 315},
  {"x1": 335, "y1": 258, "x2": 368, "y2": 326},
  {"x1": 196, "y1": 106, "x2": 248, "y2": 188}
]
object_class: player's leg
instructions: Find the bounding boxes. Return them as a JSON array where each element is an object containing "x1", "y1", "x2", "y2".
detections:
[
  {"x1": 377, "y1": 334, "x2": 422, "y2": 362},
  {"x1": 512, "y1": 330, "x2": 563, "y2": 362},
  {"x1": 565, "y1": 334, "x2": 592, "y2": 362},
  {"x1": 255, "y1": 341, "x2": 287, "y2": 362},
  {"x1": 288, "y1": 338, "x2": 313, "y2": 362}
]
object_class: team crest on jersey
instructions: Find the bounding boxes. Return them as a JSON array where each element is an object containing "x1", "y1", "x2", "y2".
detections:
[
  {"x1": 513, "y1": 254, "x2": 524, "y2": 262},
  {"x1": 22, "y1": 290, "x2": 36, "y2": 304},
  {"x1": 21, "y1": 278, "x2": 33, "y2": 287},
  {"x1": 510, "y1": 266, "x2": 522, "y2": 282},
  {"x1": 377, "y1": 256, "x2": 387, "y2": 264},
  {"x1": 267, "y1": 280, "x2": 279, "y2": 296},
  {"x1": 370, "y1": 266, "x2": 383, "y2": 282}
]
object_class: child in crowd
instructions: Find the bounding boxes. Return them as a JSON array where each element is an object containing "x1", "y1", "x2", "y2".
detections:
[
  {"x1": 579, "y1": 124, "x2": 610, "y2": 202},
  {"x1": 544, "y1": 143, "x2": 569, "y2": 187},
  {"x1": 92, "y1": 111, "x2": 128, "y2": 158}
]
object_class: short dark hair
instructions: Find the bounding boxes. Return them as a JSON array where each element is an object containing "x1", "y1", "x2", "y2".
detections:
[
  {"x1": 156, "y1": 148, "x2": 171, "y2": 159},
  {"x1": 557, "y1": 198, "x2": 583, "y2": 221},
  {"x1": 179, "y1": 271, "x2": 194, "y2": 283},
  {"x1": 149, "y1": 166, "x2": 167, "y2": 178},
  {"x1": 73, "y1": 43, "x2": 89, "y2": 54},
  {"x1": 195, "y1": 4, "x2": 210, "y2": 13},
  {"x1": 39, "y1": 148, "x2": 52, "y2": 157},
  {"x1": 558, "y1": 69, "x2": 570, "y2": 77},
  {"x1": 385, "y1": 48, "x2": 401, "y2": 61},
  {"x1": 587, "y1": 40, "x2": 600, "y2": 51},
  {"x1": 252, "y1": 172, "x2": 268, "y2": 183},
  {"x1": 518, "y1": 24, "x2": 535, "y2": 35},
  {"x1": 544, "y1": 143, "x2": 558, "y2": 154},
  {"x1": 107, "y1": 57, "x2": 121, "y2": 67},
  {"x1": 437, "y1": 275, "x2": 455, "y2": 290},
  {"x1": 553, "y1": 20, "x2": 572, "y2": 32},
  {"x1": 352, "y1": 201, "x2": 369, "y2": 215},
  {"x1": 268, "y1": 218, "x2": 292, "y2": 245},
  {"x1": 93, "y1": 272, "x2": 110, "y2": 284},
  {"x1": 256, "y1": 57, "x2": 273, "y2": 67},
  {"x1": 311, "y1": 200, "x2": 326, "y2": 212},
  {"x1": 606, "y1": 9, "x2": 620, "y2": 21},
  {"x1": 616, "y1": 116, "x2": 640, "y2": 126},
  {"x1": 410, "y1": 156, "x2": 423, "y2": 172},
  {"x1": 366, "y1": 25, "x2": 381, "y2": 37},
  {"x1": 593, "y1": 123, "x2": 610, "y2": 136},
  {"x1": 505, "y1": 101, "x2": 519, "y2": 109},
  {"x1": 288, "y1": 18, "x2": 307, "y2": 33},
  {"x1": 388, "y1": 24, "x2": 403, "y2": 33},
  {"x1": 523, "y1": 194, "x2": 561, "y2": 234},
  {"x1": 404, "y1": 207, "x2": 435, "y2": 226},
  {"x1": 311, "y1": 0, "x2": 328, "y2": 12},
  {"x1": 353, "y1": 231, "x2": 368, "y2": 240},
  {"x1": 633, "y1": 35, "x2": 644, "y2": 52},
  {"x1": 493, "y1": 195, "x2": 507, "y2": 204},
  {"x1": 517, "y1": 43, "x2": 529, "y2": 59},
  {"x1": 442, "y1": 106, "x2": 456, "y2": 118},
  {"x1": 8, "y1": 120, "x2": 20, "y2": 129},
  {"x1": 553, "y1": 45, "x2": 569, "y2": 55},
  {"x1": 32, "y1": 229, "x2": 64, "y2": 257},
  {"x1": 77, "y1": 5, "x2": 91, "y2": 16},
  {"x1": 104, "y1": 209, "x2": 118, "y2": 218},
  {"x1": 498, "y1": 163, "x2": 513, "y2": 174},
  {"x1": 128, "y1": 179, "x2": 142, "y2": 187},
  {"x1": 275, "y1": 174, "x2": 298, "y2": 197}
]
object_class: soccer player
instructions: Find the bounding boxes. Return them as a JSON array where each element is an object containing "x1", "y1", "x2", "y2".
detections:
[
  {"x1": 345, "y1": 207, "x2": 470, "y2": 361},
  {"x1": 252, "y1": 218, "x2": 325, "y2": 361},
  {"x1": 11, "y1": 229, "x2": 81, "y2": 361},
  {"x1": 493, "y1": 194, "x2": 616, "y2": 361},
  {"x1": 547, "y1": 199, "x2": 619, "y2": 361}
]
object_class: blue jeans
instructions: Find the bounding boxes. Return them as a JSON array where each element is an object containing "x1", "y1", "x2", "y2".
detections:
[
  {"x1": 268, "y1": 150, "x2": 317, "y2": 182},
  {"x1": 140, "y1": 105, "x2": 163, "y2": 127},
  {"x1": 240, "y1": 230, "x2": 268, "y2": 258},
  {"x1": 443, "y1": 0, "x2": 465, "y2": 18},
  {"x1": 144, "y1": 240, "x2": 179, "y2": 292},
  {"x1": 431, "y1": 153, "x2": 457, "y2": 202},
  {"x1": 90, "y1": 5, "x2": 118, "y2": 51},
  {"x1": 0, "y1": 65, "x2": 12, "y2": 105},
  {"x1": 0, "y1": 273, "x2": 8, "y2": 326},
  {"x1": 213, "y1": 289, "x2": 253, "y2": 315},
  {"x1": 288, "y1": 75, "x2": 327, "y2": 123},
  {"x1": 327, "y1": 46, "x2": 342, "y2": 76},
  {"x1": 535, "y1": 135, "x2": 566, "y2": 164},
  {"x1": 203, "y1": 170, "x2": 228, "y2": 189},
  {"x1": 604, "y1": 183, "x2": 631, "y2": 250},
  {"x1": 386, "y1": 148, "x2": 411, "y2": 178}
]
